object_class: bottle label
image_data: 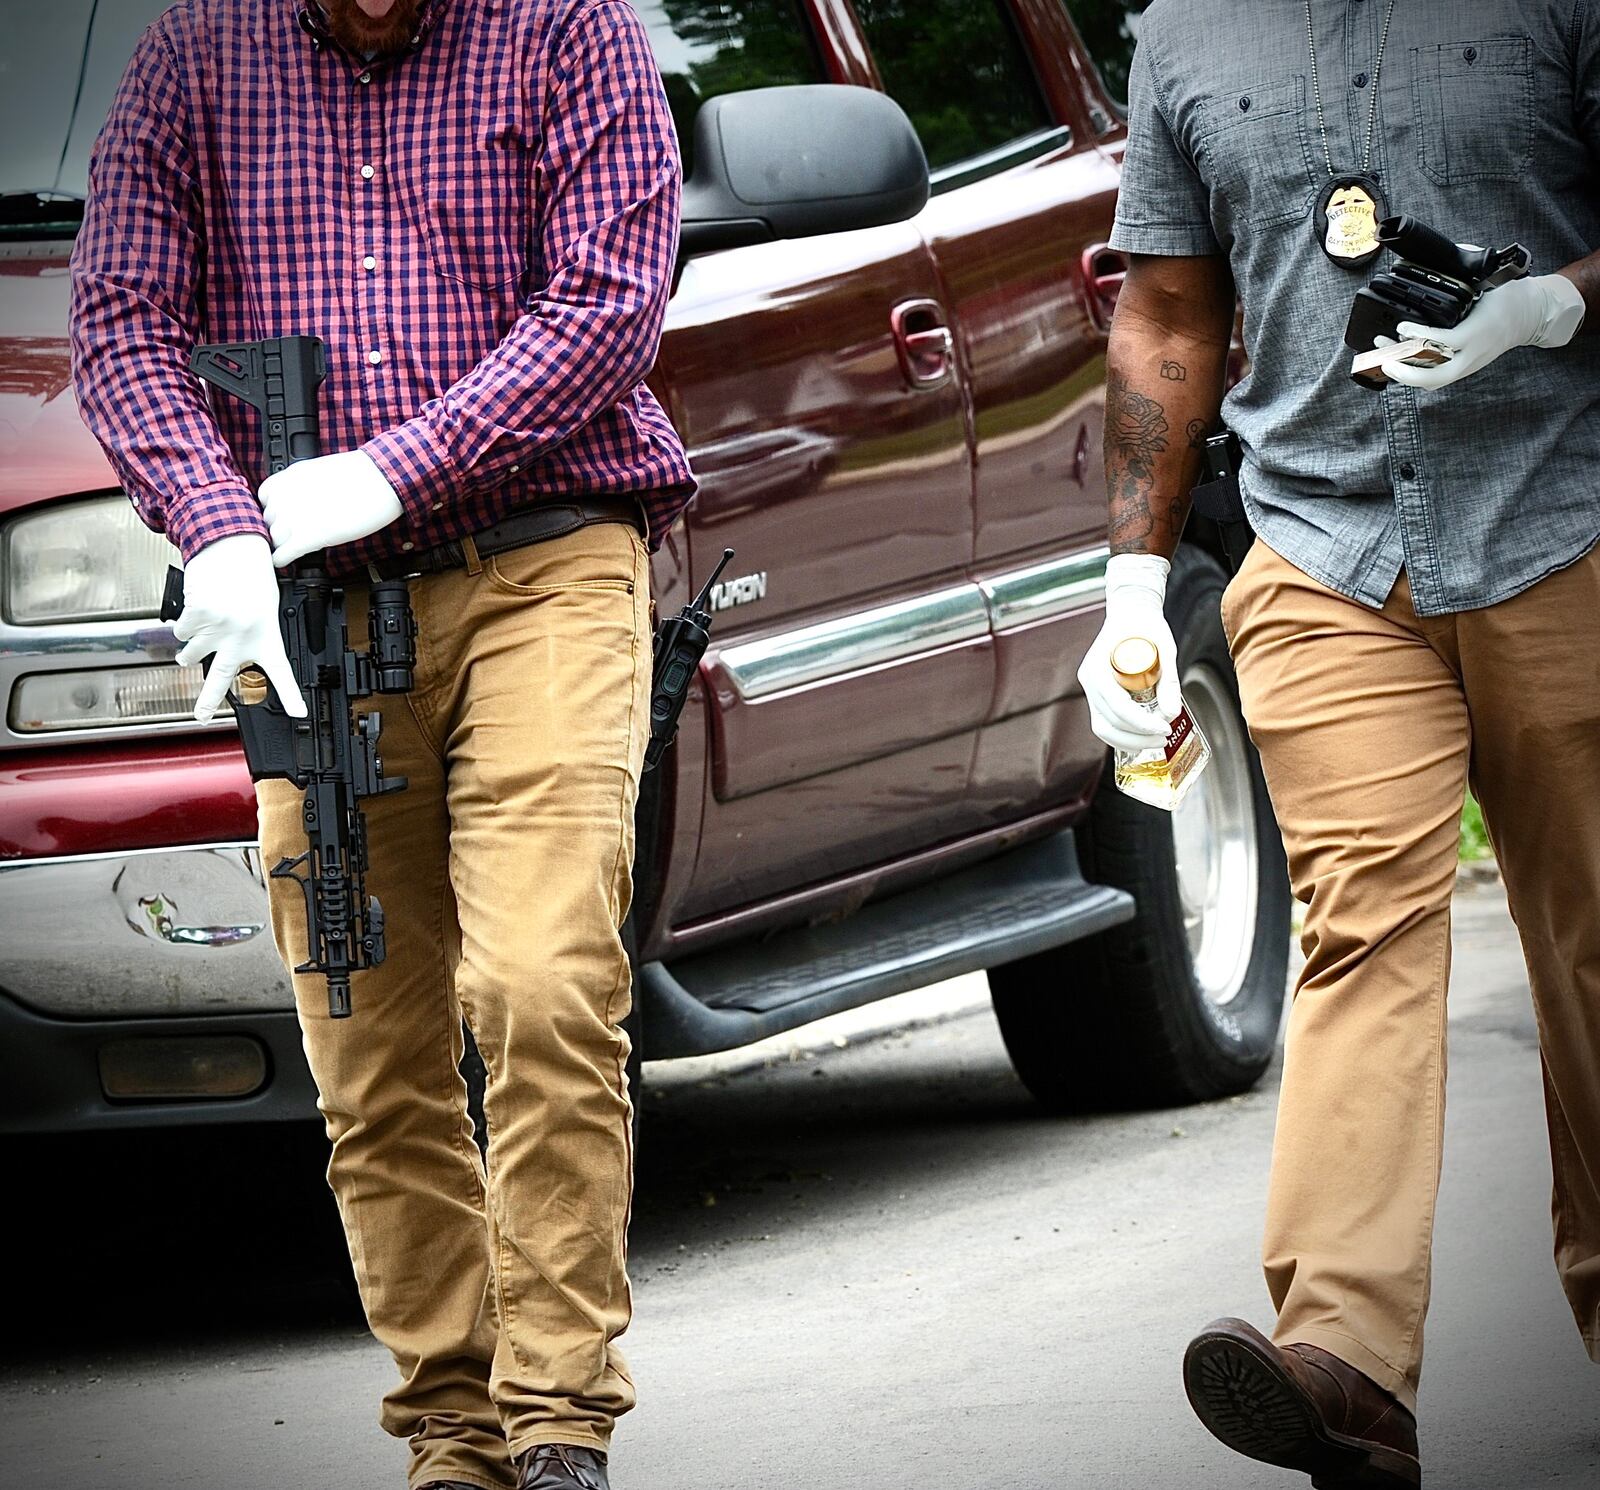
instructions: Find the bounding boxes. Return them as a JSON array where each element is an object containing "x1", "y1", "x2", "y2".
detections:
[{"x1": 1165, "y1": 709, "x2": 1193, "y2": 762}]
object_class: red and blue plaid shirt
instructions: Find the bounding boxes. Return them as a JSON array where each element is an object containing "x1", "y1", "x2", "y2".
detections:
[{"x1": 70, "y1": 0, "x2": 695, "y2": 570}]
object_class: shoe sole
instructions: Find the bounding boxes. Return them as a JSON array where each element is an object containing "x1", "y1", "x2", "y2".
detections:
[{"x1": 1183, "y1": 1323, "x2": 1421, "y2": 1489}]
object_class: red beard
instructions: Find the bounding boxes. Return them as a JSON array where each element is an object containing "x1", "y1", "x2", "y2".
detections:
[{"x1": 321, "y1": 0, "x2": 428, "y2": 56}]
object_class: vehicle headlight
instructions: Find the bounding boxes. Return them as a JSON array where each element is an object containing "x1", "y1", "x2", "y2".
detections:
[
  {"x1": 3, "y1": 495, "x2": 179, "y2": 624},
  {"x1": 9, "y1": 665, "x2": 227, "y2": 732}
]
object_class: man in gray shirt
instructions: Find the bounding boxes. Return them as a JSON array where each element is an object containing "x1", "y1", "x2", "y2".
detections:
[{"x1": 1075, "y1": 3, "x2": 1600, "y2": 1485}]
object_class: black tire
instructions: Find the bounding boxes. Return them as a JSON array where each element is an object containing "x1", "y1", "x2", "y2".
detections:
[{"x1": 989, "y1": 544, "x2": 1290, "y2": 1111}]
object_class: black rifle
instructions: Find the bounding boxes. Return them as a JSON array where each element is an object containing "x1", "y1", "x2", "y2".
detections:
[
  {"x1": 645, "y1": 547, "x2": 734, "y2": 771},
  {"x1": 160, "y1": 336, "x2": 415, "y2": 1018}
]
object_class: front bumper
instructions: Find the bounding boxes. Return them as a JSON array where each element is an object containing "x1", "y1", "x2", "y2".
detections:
[
  {"x1": 0, "y1": 994, "x2": 317, "y2": 1133},
  {"x1": 0, "y1": 841, "x2": 290, "y2": 1018},
  {"x1": 0, "y1": 839, "x2": 319, "y2": 1132}
]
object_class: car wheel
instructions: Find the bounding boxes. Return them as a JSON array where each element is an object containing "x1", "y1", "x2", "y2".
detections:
[{"x1": 989, "y1": 544, "x2": 1290, "y2": 1111}]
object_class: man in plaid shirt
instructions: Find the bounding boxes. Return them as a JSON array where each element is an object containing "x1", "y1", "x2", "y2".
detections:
[{"x1": 70, "y1": 0, "x2": 695, "y2": 1484}]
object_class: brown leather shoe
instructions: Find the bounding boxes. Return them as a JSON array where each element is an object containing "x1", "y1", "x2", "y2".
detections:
[
  {"x1": 1183, "y1": 1318, "x2": 1421, "y2": 1488},
  {"x1": 516, "y1": 1445, "x2": 609, "y2": 1490}
]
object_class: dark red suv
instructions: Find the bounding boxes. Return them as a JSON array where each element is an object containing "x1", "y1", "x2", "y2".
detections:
[{"x1": 0, "y1": 0, "x2": 1289, "y2": 1132}]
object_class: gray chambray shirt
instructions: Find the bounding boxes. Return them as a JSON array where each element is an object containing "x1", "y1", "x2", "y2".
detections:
[{"x1": 1110, "y1": 0, "x2": 1600, "y2": 616}]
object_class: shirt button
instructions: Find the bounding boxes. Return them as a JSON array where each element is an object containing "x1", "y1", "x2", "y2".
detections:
[
  {"x1": 1353, "y1": 73, "x2": 1369, "y2": 89},
  {"x1": 401, "y1": 541, "x2": 415, "y2": 551},
  {"x1": 358, "y1": 71, "x2": 372, "y2": 84},
  {"x1": 509, "y1": 464, "x2": 520, "y2": 474},
  {"x1": 360, "y1": 164, "x2": 375, "y2": 180},
  {"x1": 431, "y1": 501, "x2": 443, "y2": 511},
  {"x1": 363, "y1": 255, "x2": 377, "y2": 271},
  {"x1": 368, "y1": 350, "x2": 384, "y2": 365},
  {"x1": 1399, "y1": 462, "x2": 1418, "y2": 481}
]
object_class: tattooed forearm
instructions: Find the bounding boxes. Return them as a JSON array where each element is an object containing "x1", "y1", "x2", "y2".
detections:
[
  {"x1": 1110, "y1": 385, "x2": 1170, "y2": 479},
  {"x1": 1105, "y1": 353, "x2": 1224, "y2": 555},
  {"x1": 1101, "y1": 251, "x2": 1235, "y2": 555},
  {"x1": 1105, "y1": 370, "x2": 1175, "y2": 553}
]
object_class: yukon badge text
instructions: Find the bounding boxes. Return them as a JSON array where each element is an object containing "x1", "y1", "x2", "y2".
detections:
[{"x1": 710, "y1": 570, "x2": 769, "y2": 612}]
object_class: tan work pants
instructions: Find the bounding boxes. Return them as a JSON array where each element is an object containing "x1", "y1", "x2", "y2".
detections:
[
  {"x1": 1222, "y1": 537, "x2": 1600, "y2": 1413},
  {"x1": 259, "y1": 521, "x2": 651, "y2": 1489}
]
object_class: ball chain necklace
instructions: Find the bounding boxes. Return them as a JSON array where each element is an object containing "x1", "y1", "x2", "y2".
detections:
[{"x1": 1306, "y1": 0, "x2": 1398, "y2": 268}]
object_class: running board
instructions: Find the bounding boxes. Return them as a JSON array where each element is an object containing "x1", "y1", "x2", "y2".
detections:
[{"x1": 641, "y1": 831, "x2": 1135, "y2": 1059}]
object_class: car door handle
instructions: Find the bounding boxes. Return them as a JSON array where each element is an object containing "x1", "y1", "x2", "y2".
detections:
[
  {"x1": 1080, "y1": 244, "x2": 1129, "y2": 333},
  {"x1": 890, "y1": 299, "x2": 954, "y2": 389}
]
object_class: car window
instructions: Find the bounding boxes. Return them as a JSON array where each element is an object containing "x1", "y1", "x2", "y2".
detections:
[
  {"x1": 636, "y1": 1, "x2": 825, "y2": 179},
  {"x1": 1, "y1": 0, "x2": 172, "y2": 209},
  {"x1": 851, "y1": 0, "x2": 1053, "y2": 174},
  {"x1": 1059, "y1": 1, "x2": 1152, "y2": 111}
]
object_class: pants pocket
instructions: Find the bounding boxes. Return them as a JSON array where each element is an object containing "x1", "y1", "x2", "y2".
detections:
[{"x1": 482, "y1": 523, "x2": 641, "y2": 598}]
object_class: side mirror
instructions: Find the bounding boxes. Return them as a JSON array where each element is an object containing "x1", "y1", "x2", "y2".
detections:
[{"x1": 679, "y1": 85, "x2": 929, "y2": 260}]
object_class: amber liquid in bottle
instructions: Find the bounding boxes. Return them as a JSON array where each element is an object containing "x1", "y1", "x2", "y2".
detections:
[{"x1": 1110, "y1": 637, "x2": 1210, "y2": 812}]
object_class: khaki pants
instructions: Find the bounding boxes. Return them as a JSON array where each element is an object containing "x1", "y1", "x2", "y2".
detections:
[
  {"x1": 259, "y1": 521, "x2": 652, "y2": 1489},
  {"x1": 1222, "y1": 537, "x2": 1600, "y2": 1414}
]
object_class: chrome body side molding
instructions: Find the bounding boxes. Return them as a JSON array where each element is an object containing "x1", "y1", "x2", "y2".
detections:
[
  {"x1": 720, "y1": 584, "x2": 990, "y2": 701},
  {"x1": 719, "y1": 548, "x2": 1108, "y2": 701}
]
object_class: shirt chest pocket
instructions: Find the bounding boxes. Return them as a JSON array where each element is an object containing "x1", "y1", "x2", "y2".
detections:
[
  {"x1": 422, "y1": 140, "x2": 531, "y2": 295},
  {"x1": 1410, "y1": 37, "x2": 1534, "y2": 186},
  {"x1": 1200, "y1": 77, "x2": 1318, "y2": 230}
]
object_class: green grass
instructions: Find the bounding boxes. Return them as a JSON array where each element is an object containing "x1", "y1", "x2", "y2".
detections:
[{"x1": 1460, "y1": 795, "x2": 1494, "y2": 862}]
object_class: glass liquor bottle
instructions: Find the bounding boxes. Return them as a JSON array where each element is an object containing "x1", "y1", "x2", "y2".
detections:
[{"x1": 1110, "y1": 636, "x2": 1211, "y2": 811}]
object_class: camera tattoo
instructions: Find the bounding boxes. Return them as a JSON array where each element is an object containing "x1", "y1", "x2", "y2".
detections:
[
  {"x1": 1187, "y1": 419, "x2": 1209, "y2": 449},
  {"x1": 1160, "y1": 360, "x2": 1188, "y2": 381}
]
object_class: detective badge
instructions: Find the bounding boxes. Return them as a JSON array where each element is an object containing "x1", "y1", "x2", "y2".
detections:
[{"x1": 1316, "y1": 174, "x2": 1386, "y2": 269}]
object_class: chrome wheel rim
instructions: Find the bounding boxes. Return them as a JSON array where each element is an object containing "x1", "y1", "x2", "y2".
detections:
[{"x1": 1171, "y1": 662, "x2": 1259, "y2": 1007}]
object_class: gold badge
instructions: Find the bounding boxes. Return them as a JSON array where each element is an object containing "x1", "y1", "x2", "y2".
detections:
[{"x1": 1324, "y1": 182, "x2": 1381, "y2": 262}]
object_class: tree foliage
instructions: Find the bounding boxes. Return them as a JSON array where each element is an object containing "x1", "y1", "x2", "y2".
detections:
[{"x1": 852, "y1": 0, "x2": 1049, "y2": 169}]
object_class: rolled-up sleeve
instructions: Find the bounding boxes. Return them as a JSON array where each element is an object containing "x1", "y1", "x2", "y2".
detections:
[
  {"x1": 1110, "y1": 38, "x2": 1220, "y2": 258},
  {"x1": 69, "y1": 27, "x2": 264, "y2": 562},
  {"x1": 364, "y1": 0, "x2": 681, "y2": 521}
]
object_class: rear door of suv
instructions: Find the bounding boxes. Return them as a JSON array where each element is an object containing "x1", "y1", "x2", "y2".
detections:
[
  {"x1": 850, "y1": 0, "x2": 1139, "y2": 828},
  {"x1": 640, "y1": 2, "x2": 992, "y2": 927}
]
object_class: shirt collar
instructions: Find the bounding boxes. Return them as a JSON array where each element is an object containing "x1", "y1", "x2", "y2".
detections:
[{"x1": 294, "y1": 0, "x2": 450, "y2": 59}]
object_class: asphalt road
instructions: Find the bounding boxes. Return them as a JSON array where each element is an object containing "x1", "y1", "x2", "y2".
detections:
[{"x1": 2, "y1": 881, "x2": 1595, "y2": 1490}]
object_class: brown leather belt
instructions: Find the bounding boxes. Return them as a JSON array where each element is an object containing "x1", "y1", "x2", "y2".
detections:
[{"x1": 369, "y1": 495, "x2": 645, "y2": 580}]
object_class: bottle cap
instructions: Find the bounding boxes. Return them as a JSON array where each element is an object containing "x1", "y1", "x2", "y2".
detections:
[{"x1": 1110, "y1": 637, "x2": 1161, "y2": 693}]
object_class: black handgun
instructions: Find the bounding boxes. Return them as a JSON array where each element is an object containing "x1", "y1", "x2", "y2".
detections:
[
  {"x1": 644, "y1": 547, "x2": 734, "y2": 772},
  {"x1": 1345, "y1": 215, "x2": 1532, "y2": 386},
  {"x1": 1189, "y1": 428, "x2": 1253, "y2": 574},
  {"x1": 160, "y1": 336, "x2": 416, "y2": 1017}
]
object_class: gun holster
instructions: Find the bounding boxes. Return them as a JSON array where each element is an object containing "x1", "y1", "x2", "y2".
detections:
[{"x1": 1190, "y1": 429, "x2": 1253, "y2": 574}]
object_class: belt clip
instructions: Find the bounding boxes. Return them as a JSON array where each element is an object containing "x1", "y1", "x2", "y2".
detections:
[{"x1": 461, "y1": 534, "x2": 483, "y2": 576}]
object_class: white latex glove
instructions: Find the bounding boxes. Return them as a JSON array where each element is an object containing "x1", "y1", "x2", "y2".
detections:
[
  {"x1": 1077, "y1": 553, "x2": 1182, "y2": 753},
  {"x1": 1380, "y1": 272, "x2": 1587, "y2": 390},
  {"x1": 171, "y1": 534, "x2": 307, "y2": 724},
  {"x1": 259, "y1": 449, "x2": 404, "y2": 568}
]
